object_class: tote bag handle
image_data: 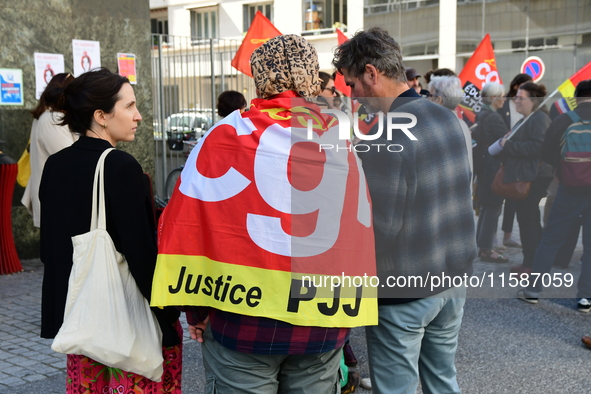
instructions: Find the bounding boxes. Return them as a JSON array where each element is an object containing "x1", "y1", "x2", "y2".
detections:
[{"x1": 90, "y1": 148, "x2": 115, "y2": 231}]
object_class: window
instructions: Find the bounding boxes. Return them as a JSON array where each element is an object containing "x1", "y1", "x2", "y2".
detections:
[
  {"x1": 151, "y1": 19, "x2": 168, "y2": 36},
  {"x1": 243, "y1": 2, "x2": 273, "y2": 32},
  {"x1": 512, "y1": 37, "x2": 558, "y2": 51},
  {"x1": 190, "y1": 7, "x2": 218, "y2": 39},
  {"x1": 151, "y1": 18, "x2": 168, "y2": 45},
  {"x1": 302, "y1": 0, "x2": 347, "y2": 32}
]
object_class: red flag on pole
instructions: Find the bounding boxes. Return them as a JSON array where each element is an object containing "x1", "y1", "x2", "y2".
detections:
[
  {"x1": 458, "y1": 34, "x2": 502, "y2": 122},
  {"x1": 334, "y1": 29, "x2": 351, "y2": 97},
  {"x1": 231, "y1": 11, "x2": 282, "y2": 77}
]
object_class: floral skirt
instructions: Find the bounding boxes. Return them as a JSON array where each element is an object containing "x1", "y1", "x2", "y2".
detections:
[{"x1": 65, "y1": 322, "x2": 183, "y2": 394}]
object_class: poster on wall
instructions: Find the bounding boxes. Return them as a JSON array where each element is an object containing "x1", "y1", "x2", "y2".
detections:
[
  {"x1": 0, "y1": 68, "x2": 23, "y2": 106},
  {"x1": 34, "y1": 53, "x2": 65, "y2": 99},
  {"x1": 117, "y1": 53, "x2": 137, "y2": 84},
  {"x1": 72, "y1": 39, "x2": 101, "y2": 77}
]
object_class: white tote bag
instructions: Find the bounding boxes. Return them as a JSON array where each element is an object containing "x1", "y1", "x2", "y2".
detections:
[{"x1": 51, "y1": 148, "x2": 164, "y2": 382}]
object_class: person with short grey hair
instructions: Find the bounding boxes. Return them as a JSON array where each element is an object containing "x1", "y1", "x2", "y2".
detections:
[
  {"x1": 428, "y1": 76, "x2": 473, "y2": 172},
  {"x1": 429, "y1": 75, "x2": 474, "y2": 173},
  {"x1": 428, "y1": 75, "x2": 463, "y2": 110},
  {"x1": 481, "y1": 82, "x2": 506, "y2": 105},
  {"x1": 473, "y1": 82, "x2": 510, "y2": 263}
]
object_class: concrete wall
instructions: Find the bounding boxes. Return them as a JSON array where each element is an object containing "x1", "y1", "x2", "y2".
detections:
[{"x1": 0, "y1": 0, "x2": 154, "y2": 259}]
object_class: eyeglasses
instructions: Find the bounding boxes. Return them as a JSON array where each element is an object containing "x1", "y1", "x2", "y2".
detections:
[{"x1": 324, "y1": 86, "x2": 337, "y2": 95}]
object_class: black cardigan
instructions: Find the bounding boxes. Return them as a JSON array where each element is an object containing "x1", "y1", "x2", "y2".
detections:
[
  {"x1": 39, "y1": 136, "x2": 180, "y2": 346},
  {"x1": 475, "y1": 104, "x2": 508, "y2": 206},
  {"x1": 501, "y1": 110, "x2": 553, "y2": 183}
]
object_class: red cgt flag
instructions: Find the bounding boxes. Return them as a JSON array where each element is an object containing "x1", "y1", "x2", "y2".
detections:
[
  {"x1": 334, "y1": 29, "x2": 351, "y2": 97},
  {"x1": 231, "y1": 11, "x2": 282, "y2": 77},
  {"x1": 458, "y1": 34, "x2": 502, "y2": 122}
]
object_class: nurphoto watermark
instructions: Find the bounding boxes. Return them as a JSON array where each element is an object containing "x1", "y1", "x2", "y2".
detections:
[{"x1": 306, "y1": 109, "x2": 418, "y2": 152}]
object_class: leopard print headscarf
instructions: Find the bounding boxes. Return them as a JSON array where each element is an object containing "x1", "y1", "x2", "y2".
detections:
[{"x1": 250, "y1": 34, "x2": 321, "y2": 99}]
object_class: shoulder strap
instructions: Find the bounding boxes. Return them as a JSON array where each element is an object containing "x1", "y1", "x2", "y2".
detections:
[
  {"x1": 566, "y1": 111, "x2": 581, "y2": 124},
  {"x1": 90, "y1": 148, "x2": 115, "y2": 231}
]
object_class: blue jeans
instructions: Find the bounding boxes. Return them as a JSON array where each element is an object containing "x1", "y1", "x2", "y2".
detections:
[
  {"x1": 528, "y1": 186, "x2": 591, "y2": 298},
  {"x1": 365, "y1": 286, "x2": 466, "y2": 394}
]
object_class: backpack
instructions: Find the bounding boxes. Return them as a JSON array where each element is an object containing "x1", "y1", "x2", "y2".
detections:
[{"x1": 560, "y1": 111, "x2": 591, "y2": 187}]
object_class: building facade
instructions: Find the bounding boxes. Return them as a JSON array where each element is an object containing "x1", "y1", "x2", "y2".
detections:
[
  {"x1": 151, "y1": 0, "x2": 591, "y2": 92},
  {"x1": 365, "y1": 0, "x2": 591, "y2": 91},
  {"x1": 149, "y1": 0, "x2": 364, "y2": 71}
]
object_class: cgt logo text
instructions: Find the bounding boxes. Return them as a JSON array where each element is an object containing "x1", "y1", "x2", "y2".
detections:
[{"x1": 307, "y1": 110, "x2": 418, "y2": 152}]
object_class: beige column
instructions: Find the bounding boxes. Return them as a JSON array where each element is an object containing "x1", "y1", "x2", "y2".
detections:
[{"x1": 438, "y1": 0, "x2": 457, "y2": 71}]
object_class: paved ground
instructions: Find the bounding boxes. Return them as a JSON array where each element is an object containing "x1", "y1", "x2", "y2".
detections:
[{"x1": 1, "y1": 210, "x2": 589, "y2": 393}]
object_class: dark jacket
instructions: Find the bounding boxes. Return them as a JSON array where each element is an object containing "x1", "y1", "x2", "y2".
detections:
[
  {"x1": 501, "y1": 110, "x2": 553, "y2": 183},
  {"x1": 475, "y1": 104, "x2": 508, "y2": 206},
  {"x1": 541, "y1": 101, "x2": 591, "y2": 194},
  {"x1": 497, "y1": 97, "x2": 512, "y2": 129},
  {"x1": 39, "y1": 136, "x2": 181, "y2": 346}
]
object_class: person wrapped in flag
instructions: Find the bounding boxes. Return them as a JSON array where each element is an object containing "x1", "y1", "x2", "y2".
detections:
[{"x1": 152, "y1": 34, "x2": 377, "y2": 393}]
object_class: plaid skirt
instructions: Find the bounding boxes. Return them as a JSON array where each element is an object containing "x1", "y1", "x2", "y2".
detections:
[{"x1": 65, "y1": 321, "x2": 182, "y2": 394}]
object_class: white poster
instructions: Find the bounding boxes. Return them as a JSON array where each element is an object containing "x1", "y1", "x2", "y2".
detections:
[
  {"x1": 72, "y1": 39, "x2": 101, "y2": 77},
  {"x1": 34, "y1": 53, "x2": 65, "y2": 99},
  {"x1": 0, "y1": 68, "x2": 23, "y2": 106}
]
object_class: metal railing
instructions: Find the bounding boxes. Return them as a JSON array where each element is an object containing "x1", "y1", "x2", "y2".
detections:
[{"x1": 151, "y1": 34, "x2": 257, "y2": 200}]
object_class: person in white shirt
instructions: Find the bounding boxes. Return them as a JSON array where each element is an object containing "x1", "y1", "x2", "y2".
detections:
[{"x1": 22, "y1": 73, "x2": 77, "y2": 227}]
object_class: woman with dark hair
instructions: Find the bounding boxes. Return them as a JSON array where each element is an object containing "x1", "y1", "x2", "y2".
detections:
[
  {"x1": 498, "y1": 73, "x2": 533, "y2": 129},
  {"x1": 318, "y1": 71, "x2": 340, "y2": 109},
  {"x1": 39, "y1": 68, "x2": 182, "y2": 393},
  {"x1": 216, "y1": 90, "x2": 247, "y2": 118},
  {"x1": 498, "y1": 82, "x2": 553, "y2": 275},
  {"x1": 498, "y1": 73, "x2": 534, "y2": 248},
  {"x1": 21, "y1": 73, "x2": 76, "y2": 228}
]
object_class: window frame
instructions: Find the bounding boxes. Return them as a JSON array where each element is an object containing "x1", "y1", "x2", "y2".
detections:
[
  {"x1": 190, "y1": 6, "x2": 219, "y2": 40},
  {"x1": 243, "y1": 2, "x2": 274, "y2": 33}
]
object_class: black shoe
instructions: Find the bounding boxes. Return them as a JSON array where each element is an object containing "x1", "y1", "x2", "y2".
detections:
[
  {"x1": 341, "y1": 370, "x2": 360, "y2": 394},
  {"x1": 517, "y1": 289, "x2": 538, "y2": 304}
]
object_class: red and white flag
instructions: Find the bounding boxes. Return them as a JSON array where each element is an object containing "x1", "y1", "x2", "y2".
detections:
[
  {"x1": 458, "y1": 34, "x2": 502, "y2": 122},
  {"x1": 152, "y1": 92, "x2": 378, "y2": 327}
]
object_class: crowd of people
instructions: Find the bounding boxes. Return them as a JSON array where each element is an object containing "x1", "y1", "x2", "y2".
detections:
[{"x1": 23, "y1": 26, "x2": 590, "y2": 394}]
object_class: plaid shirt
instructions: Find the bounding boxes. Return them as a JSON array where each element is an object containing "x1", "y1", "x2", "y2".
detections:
[
  {"x1": 357, "y1": 90, "x2": 476, "y2": 303},
  {"x1": 186, "y1": 308, "x2": 349, "y2": 355}
]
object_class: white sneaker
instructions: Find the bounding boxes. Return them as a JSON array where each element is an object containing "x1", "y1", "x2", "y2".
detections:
[
  {"x1": 578, "y1": 298, "x2": 591, "y2": 313},
  {"x1": 360, "y1": 377, "x2": 372, "y2": 390}
]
